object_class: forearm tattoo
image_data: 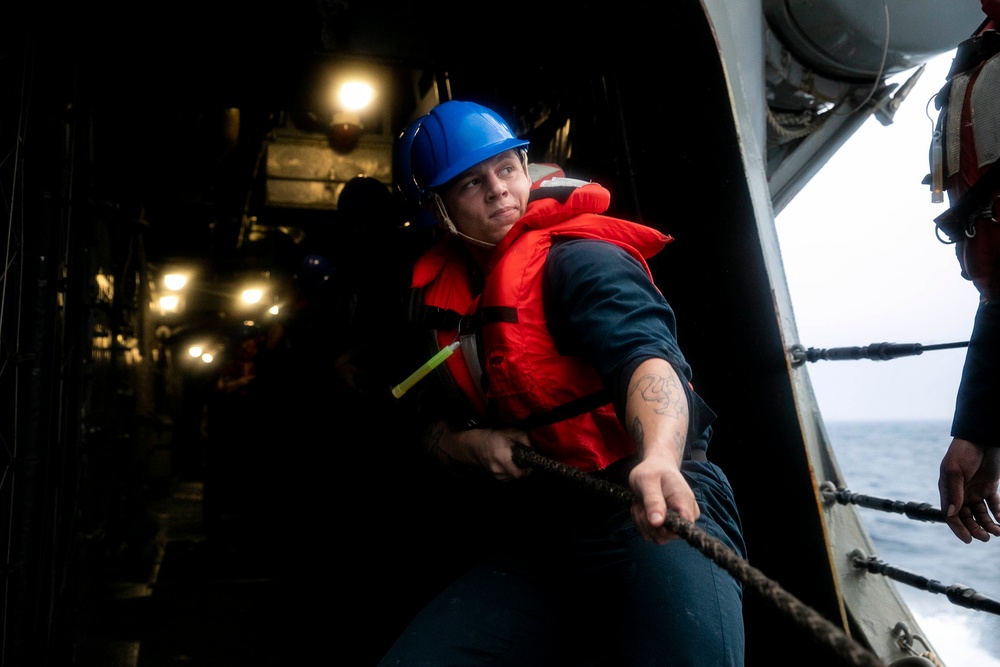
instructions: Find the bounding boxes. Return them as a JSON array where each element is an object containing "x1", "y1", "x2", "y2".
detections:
[
  {"x1": 630, "y1": 372, "x2": 688, "y2": 418},
  {"x1": 628, "y1": 372, "x2": 688, "y2": 457}
]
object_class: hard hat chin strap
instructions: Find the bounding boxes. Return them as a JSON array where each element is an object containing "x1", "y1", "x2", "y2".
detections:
[{"x1": 430, "y1": 193, "x2": 497, "y2": 249}]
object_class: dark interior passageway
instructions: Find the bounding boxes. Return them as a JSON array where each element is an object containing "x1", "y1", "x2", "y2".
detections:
[
  {"x1": 73, "y1": 480, "x2": 327, "y2": 667},
  {"x1": 72, "y1": 438, "x2": 443, "y2": 666}
]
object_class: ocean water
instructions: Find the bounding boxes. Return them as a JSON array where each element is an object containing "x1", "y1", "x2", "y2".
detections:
[{"x1": 826, "y1": 420, "x2": 1000, "y2": 667}]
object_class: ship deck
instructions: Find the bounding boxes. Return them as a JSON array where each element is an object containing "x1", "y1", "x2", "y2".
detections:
[{"x1": 73, "y1": 479, "x2": 329, "y2": 666}]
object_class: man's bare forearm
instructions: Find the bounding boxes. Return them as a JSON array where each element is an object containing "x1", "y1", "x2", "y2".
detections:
[{"x1": 625, "y1": 358, "x2": 688, "y2": 462}]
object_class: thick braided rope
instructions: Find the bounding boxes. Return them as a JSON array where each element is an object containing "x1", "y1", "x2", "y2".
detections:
[{"x1": 511, "y1": 445, "x2": 886, "y2": 667}]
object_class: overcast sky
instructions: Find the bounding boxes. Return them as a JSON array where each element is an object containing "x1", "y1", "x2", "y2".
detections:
[{"x1": 775, "y1": 50, "x2": 979, "y2": 422}]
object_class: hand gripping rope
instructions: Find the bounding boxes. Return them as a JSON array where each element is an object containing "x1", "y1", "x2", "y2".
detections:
[{"x1": 512, "y1": 446, "x2": 891, "y2": 667}]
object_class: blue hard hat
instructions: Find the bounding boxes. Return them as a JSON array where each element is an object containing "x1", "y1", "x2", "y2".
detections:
[{"x1": 394, "y1": 101, "x2": 529, "y2": 203}]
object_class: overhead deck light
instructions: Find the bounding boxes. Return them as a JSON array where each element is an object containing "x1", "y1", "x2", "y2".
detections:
[
  {"x1": 241, "y1": 288, "x2": 263, "y2": 305},
  {"x1": 163, "y1": 272, "x2": 188, "y2": 291},
  {"x1": 339, "y1": 80, "x2": 375, "y2": 111},
  {"x1": 158, "y1": 295, "x2": 181, "y2": 315},
  {"x1": 323, "y1": 69, "x2": 382, "y2": 151}
]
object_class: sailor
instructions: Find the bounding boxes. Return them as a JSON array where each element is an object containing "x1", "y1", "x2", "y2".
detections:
[
  {"x1": 379, "y1": 100, "x2": 745, "y2": 665},
  {"x1": 929, "y1": 0, "x2": 1000, "y2": 544}
]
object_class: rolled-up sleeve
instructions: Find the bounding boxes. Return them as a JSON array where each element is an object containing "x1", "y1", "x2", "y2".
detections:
[{"x1": 543, "y1": 239, "x2": 715, "y2": 450}]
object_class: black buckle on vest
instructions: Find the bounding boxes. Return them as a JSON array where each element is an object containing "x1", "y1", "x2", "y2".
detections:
[
  {"x1": 418, "y1": 305, "x2": 463, "y2": 330},
  {"x1": 934, "y1": 159, "x2": 1000, "y2": 244}
]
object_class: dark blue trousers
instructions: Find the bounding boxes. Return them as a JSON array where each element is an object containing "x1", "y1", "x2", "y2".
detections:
[{"x1": 379, "y1": 460, "x2": 746, "y2": 667}]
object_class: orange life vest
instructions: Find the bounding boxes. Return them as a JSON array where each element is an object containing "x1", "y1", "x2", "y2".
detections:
[{"x1": 410, "y1": 183, "x2": 671, "y2": 471}]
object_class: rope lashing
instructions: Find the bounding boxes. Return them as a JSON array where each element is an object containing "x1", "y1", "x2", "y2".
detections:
[
  {"x1": 789, "y1": 341, "x2": 968, "y2": 367},
  {"x1": 820, "y1": 484, "x2": 1000, "y2": 616},
  {"x1": 820, "y1": 484, "x2": 945, "y2": 523},
  {"x1": 511, "y1": 445, "x2": 888, "y2": 667},
  {"x1": 851, "y1": 550, "x2": 1000, "y2": 616}
]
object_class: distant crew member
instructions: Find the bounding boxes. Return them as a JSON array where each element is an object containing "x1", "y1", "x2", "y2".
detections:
[{"x1": 928, "y1": 0, "x2": 1000, "y2": 543}]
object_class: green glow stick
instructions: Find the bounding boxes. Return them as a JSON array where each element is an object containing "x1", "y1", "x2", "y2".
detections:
[{"x1": 391, "y1": 341, "x2": 461, "y2": 398}]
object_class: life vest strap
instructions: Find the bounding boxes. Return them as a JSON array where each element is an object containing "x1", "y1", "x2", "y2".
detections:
[
  {"x1": 416, "y1": 304, "x2": 463, "y2": 330},
  {"x1": 479, "y1": 306, "x2": 518, "y2": 324},
  {"x1": 517, "y1": 389, "x2": 613, "y2": 430},
  {"x1": 934, "y1": 160, "x2": 1000, "y2": 242},
  {"x1": 932, "y1": 29, "x2": 1000, "y2": 241}
]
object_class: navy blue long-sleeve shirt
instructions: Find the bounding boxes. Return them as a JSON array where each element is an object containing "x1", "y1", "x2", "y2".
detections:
[
  {"x1": 542, "y1": 238, "x2": 715, "y2": 455},
  {"x1": 953, "y1": 300, "x2": 1000, "y2": 446}
]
